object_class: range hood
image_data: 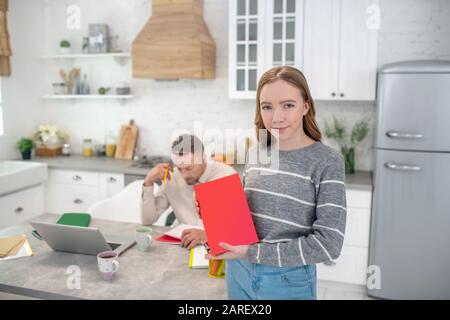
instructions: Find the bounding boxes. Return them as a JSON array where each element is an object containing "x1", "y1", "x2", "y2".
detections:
[{"x1": 132, "y1": 0, "x2": 216, "y2": 80}]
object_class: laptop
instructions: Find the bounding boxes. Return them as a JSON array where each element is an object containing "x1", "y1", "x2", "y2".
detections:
[{"x1": 30, "y1": 221, "x2": 135, "y2": 256}]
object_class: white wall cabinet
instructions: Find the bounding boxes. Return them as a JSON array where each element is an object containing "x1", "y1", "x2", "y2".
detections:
[
  {"x1": 45, "y1": 169, "x2": 124, "y2": 214},
  {"x1": 229, "y1": 0, "x2": 266, "y2": 99},
  {"x1": 317, "y1": 188, "x2": 373, "y2": 286},
  {"x1": 229, "y1": 0, "x2": 378, "y2": 101},
  {"x1": 229, "y1": 0, "x2": 304, "y2": 99},
  {"x1": 303, "y1": 0, "x2": 379, "y2": 101},
  {"x1": 264, "y1": 0, "x2": 304, "y2": 70},
  {"x1": 0, "y1": 185, "x2": 44, "y2": 230}
]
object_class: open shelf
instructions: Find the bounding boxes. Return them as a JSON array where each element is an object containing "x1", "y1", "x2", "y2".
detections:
[
  {"x1": 41, "y1": 52, "x2": 131, "y2": 59},
  {"x1": 42, "y1": 94, "x2": 134, "y2": 100}
]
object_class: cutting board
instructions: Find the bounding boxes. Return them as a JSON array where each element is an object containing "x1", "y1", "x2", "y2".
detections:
[{"x1": 115, "y1": 120, "x2": 138, "y2": 160}]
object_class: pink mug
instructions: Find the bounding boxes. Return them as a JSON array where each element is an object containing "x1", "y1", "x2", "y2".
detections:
[{"x1": 97, "y1": 251, "x2": 120, "y2": 281}]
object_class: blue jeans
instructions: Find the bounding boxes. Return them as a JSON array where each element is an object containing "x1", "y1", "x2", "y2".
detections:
[{"x1": 226, "y1": 259, "x2": 317, "y2": 300}]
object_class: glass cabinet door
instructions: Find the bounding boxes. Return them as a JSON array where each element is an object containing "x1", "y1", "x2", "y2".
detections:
[
  {"x1": 266, "y1": 0, "x2": 303, "y2": 68},
  {"x1": 230, "y1": 0, "x2": 266, "y2": 98},
  {"x1": 230, "y1": 0, "x2": 304, "y2": 99}
]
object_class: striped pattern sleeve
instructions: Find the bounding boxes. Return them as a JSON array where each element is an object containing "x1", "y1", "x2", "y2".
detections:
[{"x1": 246, "y1": 156, "x2": 346, "y2": 267}]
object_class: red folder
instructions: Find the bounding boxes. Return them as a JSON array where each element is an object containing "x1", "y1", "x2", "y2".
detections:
[
  {"x1": 193, "y1": 173, "x2": 259, "y2": 256},
  {"x1": 155, "y1": 234, "x2": 181, "y2": 244}
]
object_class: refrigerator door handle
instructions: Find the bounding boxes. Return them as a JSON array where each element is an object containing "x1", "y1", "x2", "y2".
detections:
[
  {"x1": 386, "y1": 130, "x2": 424, "y2": 139},
  {"x1": 384, "y1": 162, "x2": 421, "y2": 171}
]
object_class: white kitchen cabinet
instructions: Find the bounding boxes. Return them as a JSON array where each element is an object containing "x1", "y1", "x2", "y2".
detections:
[
  {"x1": 317, "y1": 245, "x2": 369, "y2": 285},
  {"x1": 303, "y1": 0, "x2": 379, "y2": 101},
  {"x1": 264, "y1": 0, "x2": 304, "y2": 69},
  {"x1": 302, "y1": 0, "x2": 340, "y2": 100},
  {"x1": 229, "y1": 0, "x2": 305, "y2": 99},
  {"x1": 317, "y1": 188, "x2": 373, "y2": 286},
  {"x1": 45, "y1": 169, "x2": 124, "y2": 215},
  {"x1": 0, "y1": 185, "x2": 44, "y2": 230},
  {"x1": 99, "y1": 172, "x2": 125, "y2": 199},
  {"x1": 229, "y1": 0, "x2": 378, "y2": 101},
  {"x1": 229, "y1": 0, "x2": 266, "y2": 99}
]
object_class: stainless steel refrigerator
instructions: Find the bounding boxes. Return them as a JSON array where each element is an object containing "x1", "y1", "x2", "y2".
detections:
[{"x1": 369, "y1": 60, "x2": 450, "y2": 300}]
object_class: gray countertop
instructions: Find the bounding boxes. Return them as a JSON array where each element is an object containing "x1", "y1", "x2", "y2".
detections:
[
  {"x1": 344, "y1": 170, "x2": 373, "y2": 191},
  {"x1": 29, "y1": 154, "x2": 150, "y2": 176},
  {"x1": 27, "y1": 155, "x2": 373, "y2": 191},
  {"x1": 0, "y1": 214, "x2": 227, "y2": 300}
]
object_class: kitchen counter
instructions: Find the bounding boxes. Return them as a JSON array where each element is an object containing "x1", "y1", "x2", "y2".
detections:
[
  {"x1": 0, "y1": 214, "x2": 227, "y2": 300},
  {"x1": 29, "y1": 154, "x2": 151, "y2": 176},
  {"x1": 26, "y1": 155, "x2": 373, "y2": 190},
  {"x1": 344, "y1": 170, "x2": 373, "y2": 191}
]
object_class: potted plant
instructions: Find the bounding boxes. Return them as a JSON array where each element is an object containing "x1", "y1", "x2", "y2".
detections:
[
  {"x1": 17, "y1": 138, "x2": 34, "y2": 160},
  {"x1": 59, "y1": 40, "x2": 71, "y2": 54},
  {"x1": 324, "y1": 116, "x2": 370, "y2": 174}
]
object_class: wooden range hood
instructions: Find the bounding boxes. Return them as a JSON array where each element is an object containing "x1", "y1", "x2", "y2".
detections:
[{"x1": 132, "y1": 0, "x2": 216, "y2": 80}]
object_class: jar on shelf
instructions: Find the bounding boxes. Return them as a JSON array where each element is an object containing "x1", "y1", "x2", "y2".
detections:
[
  {"x1": 105, "y1": 132, "x2": 117, "y2": 157},
  {"x1": 62, "y1": 143, "x2": 71, "y2": 156},
  {"x1": 82, "y1": 139, "x2": 94, "y2": 157}
]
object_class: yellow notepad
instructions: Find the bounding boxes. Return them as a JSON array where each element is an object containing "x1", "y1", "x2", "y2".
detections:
[
  {"x1": 0, "y1": 235, "x2": 33, "y2": 261},
  {"x1": 188, "y1": 245, "x2": 209, "y2": 269},
  {"x1": 0, "y1": 235, "x2": 25, "y2": 257}
]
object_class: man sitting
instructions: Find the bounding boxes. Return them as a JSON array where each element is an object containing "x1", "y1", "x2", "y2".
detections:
[{"x1": 141, "y1": 134, "x2": 236, "y2": 249}]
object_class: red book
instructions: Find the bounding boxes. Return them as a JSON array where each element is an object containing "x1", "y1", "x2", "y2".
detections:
[
  {"x1": 155, "y1": 234, "x2": 181, "y2": 244},
  {"x1": 194, "y1": 173, "x2": 259, "y2": 256}
]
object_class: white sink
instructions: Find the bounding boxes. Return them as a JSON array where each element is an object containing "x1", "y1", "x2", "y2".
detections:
[{"x1": 0, "y1": 161, "x2": 48, "y2": 196}]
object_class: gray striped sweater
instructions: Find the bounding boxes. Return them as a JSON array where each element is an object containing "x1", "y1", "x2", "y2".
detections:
[{"x1": 244, "y1": 141, "x2": 347, "y2": 267}]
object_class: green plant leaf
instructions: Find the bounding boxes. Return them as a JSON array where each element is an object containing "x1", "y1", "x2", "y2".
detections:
[
  {"x1": 324, "y1": 115, "x2": 347, "y2": 146},
  {"x1": 350, "y1": 117, "x2": 370, "y2": 147},
  {"x1": 17, "y1": 138, "x2": 34, "y2": 153},
  {"x1": 60, "y1": 40, "x2": 70, "y2": 48}
]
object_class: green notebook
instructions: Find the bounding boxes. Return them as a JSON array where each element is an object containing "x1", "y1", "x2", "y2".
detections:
[
  {"x1": 56, "y1": 213, "x2": 91, "y2": 227},
  {"x1": 32, "y1": 213, "x2": 91, "y2": 240}
]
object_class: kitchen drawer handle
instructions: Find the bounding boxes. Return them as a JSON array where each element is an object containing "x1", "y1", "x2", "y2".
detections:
[
  {"x1": 324, "y1": 260, "x2": 336, "y2": 266},
  {"x1": 331, "y1": 92, "x2": 336, "y2": 97},
  {"x1": 386, "y1": 131, "x2": 423, "y2": 139},
  {"x1": 14, "y1": 207, "x2": 24, "y2": 214},
  {"x1": 384, "y1": 162, "x2": 421, "y2": 171},
  {"x1": 340, "y1": 93, "x2": 344, "y2": 97},
  {"x1": 72, "y1": 175, "x2": 82, "y2": 181},
  {"x1": 108, "y1": 177, "x2": 117, "y2": 183},
  {"x1": 73, "y1": 198, "x2": 83, "y2": 204}
]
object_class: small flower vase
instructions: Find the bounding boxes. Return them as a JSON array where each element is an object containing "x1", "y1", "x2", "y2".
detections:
[{"x1": 341, "y1": 146, "x2": 355, "y2": 174}]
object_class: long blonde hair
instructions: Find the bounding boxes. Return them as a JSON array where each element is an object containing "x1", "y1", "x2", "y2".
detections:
[{"x1": 255, "y1": 66, "x2": 322, "y2": 146}]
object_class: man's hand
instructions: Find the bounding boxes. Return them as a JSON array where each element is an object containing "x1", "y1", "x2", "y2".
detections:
[
  {"x1": 180, "y1": 229, "x2": 207, "y2": 250},
  {"x1": 206, "y1": 243, "x2": 249, "y2": 260},
  {"x1": 143, "y1": 163, "x2": 171, "y2": 187}
]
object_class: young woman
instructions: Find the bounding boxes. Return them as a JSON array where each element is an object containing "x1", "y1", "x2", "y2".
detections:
[{"x1": 206, "y1": 66, "x2": 347, "y2": 300}]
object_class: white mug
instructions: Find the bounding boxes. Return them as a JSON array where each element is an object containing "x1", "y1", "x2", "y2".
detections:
[
  {"x1": 136, "y1": 227, "x2": 153, "y2": 252},
  {"x1": 97, "y1": 251, "x2": 120, "y2": 281}
]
